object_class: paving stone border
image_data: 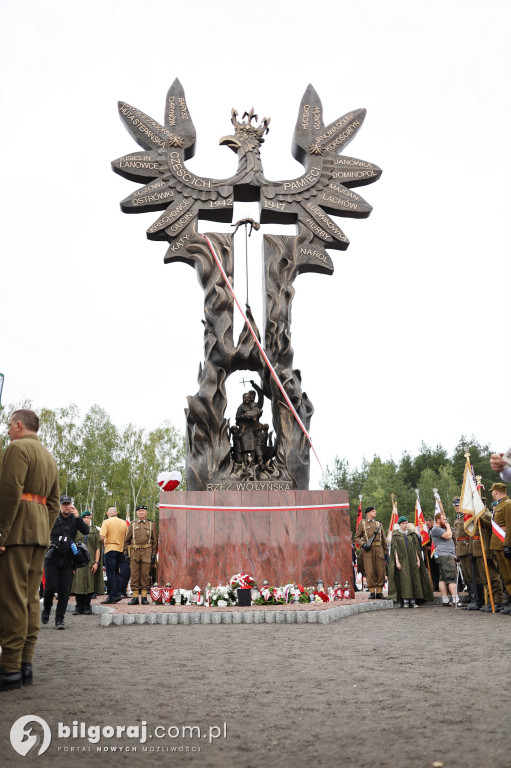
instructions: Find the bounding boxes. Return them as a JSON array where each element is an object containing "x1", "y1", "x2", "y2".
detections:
[{"x1": 96, "y1": 599, "x2": 395, "y2": 627}]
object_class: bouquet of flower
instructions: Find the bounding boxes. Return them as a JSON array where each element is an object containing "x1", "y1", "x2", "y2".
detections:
[
  {"x1": 254, "y1": 586, "x2": 286, "y2": 605},
  {"x1": 209, "y1": 584, "x2": 237, "y2": 607},
  {"x1": 229, "y1": 572, "x2": 257, "y2": 590},
  {"x1": 314, "y1": 590, "x2": 330, "y2": 603}
]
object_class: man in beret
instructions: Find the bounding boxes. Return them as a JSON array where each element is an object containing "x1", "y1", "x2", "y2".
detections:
[
  {"x1": 354, "y1": 506, "x2": 388, "y2": 599},
  {"x1": 124, "y1": 505, "x2": 158, "y2": 605},
  {"x1": 490, "y1": 482, "x2": 511, "y2": 613},
  {"x1": 0, "y1": 409, "x2": 60, "y2": 691}
]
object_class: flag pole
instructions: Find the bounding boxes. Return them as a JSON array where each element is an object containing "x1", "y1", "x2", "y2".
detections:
[{"x1": 474, "y1": 474, "x2": 495, "y2": 614}]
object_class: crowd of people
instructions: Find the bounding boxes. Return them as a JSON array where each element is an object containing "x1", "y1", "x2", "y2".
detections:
[
  {"x1": 1, "y1": 407, "x2": 510, "y2": 693},
  {"x1": 0, "y1": 409, "x2": 159, "y2": 692},
  {"x1": 354, "y1": 478, "x2": 511, "y2": 613}
]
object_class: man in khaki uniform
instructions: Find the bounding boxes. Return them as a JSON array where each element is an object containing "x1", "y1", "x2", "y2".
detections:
[
  {"x1": 354, "y1": 506, "x2": 388, "y2": 599},
  {"x1": 0, "y1": 409, "x2": 60, "y2": 692},
  {"x1": 490, "y1": 482, "x2": 511, "y2": 614},
  {"x1": 475, "y1": 501, "x2": 504, "y2": 612},
  {"x1": 453, "y1": 497, "x2": 473, "y2": 602},
  {"x1": 124, "y1": 505, "x2": 158, "y2": 605}
]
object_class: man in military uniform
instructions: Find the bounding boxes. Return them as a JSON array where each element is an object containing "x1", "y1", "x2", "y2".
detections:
[
  {"x1": 0, "y1": 409, "x2": 60, "y2": 692},
  {"x1": 453, "y1": 497, "x2": 473, "y2": 603},
  {"x1": 490, "y1": 482, "x2": 511, "y2": 614},
  {"x1": 354, "y1": 506, "x2": 388, "y2": 599},
  {"x1": 474, "y1": 499, "x2": 504, "y2": 612},
  {"x1": 124, "y1": 505, "x2": 158, "y2": 605}
]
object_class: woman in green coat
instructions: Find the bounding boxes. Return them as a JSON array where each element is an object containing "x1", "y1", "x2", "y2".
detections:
[
  {"x1": 388, "y1": 516, "x2": 434, "y2": 607},
  {"x1": 71, "y1": 511, "x2": 104, "y2": 614}
]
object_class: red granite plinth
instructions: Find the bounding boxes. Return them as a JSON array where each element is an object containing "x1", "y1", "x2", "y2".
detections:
[{"x1": 158, "y1": 490, "x2": 351, "y2": 589}]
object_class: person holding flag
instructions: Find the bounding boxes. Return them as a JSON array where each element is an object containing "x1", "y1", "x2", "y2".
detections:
[{"x1": 489, "y1": 482, "x2": 511, "y2": 613}]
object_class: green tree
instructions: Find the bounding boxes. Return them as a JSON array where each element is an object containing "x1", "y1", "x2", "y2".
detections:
[
  {"x1": 38, "y1": 404, "x2": 81, "y2": 495},
  {"x1": 451, "y1": 435, "x2": 500, "y2": 493},
  {"x1": 360, "y1": 457, "x2": 415, "y2": 533},
  {"x1": 73, "y1": 405, "x2": 118, "y2": 520}
]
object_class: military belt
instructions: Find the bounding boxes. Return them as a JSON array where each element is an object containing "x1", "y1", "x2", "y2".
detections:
[
  {"x1": 21, "y1": 493, "x2": 47, "y2": 505},
  {"x1": 132, "y1": 543, "x2": 151, "y2": 550},
  {"x1": 457, "y1": 536, "x2": 470, "y2": 541},
  {"x1": 473, "y1": 536, "x2": 480, "y2": 541}
]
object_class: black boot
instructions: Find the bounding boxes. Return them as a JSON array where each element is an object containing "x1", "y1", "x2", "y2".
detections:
[
  {"x1": 128, "y1": 597, "x2": 140, "y2": 605},
  {"x1": 0, "y1": 667, "x2": 22, "y2": 692},
  {"x1": 21, "y1": 663, "x2": 33, "y2": 686}
]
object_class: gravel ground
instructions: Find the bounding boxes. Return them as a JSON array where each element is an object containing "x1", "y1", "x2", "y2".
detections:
[{"x1": 1, "y1": 600, "x2": 510, "y2": 768}]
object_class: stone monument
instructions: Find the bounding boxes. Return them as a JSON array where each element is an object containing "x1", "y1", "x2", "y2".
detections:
[{"x1": 112, "y1": 79, "x2": 381, "y2": 587}]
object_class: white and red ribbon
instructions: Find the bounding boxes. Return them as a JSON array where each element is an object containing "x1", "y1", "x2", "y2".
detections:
[
  {"x1": 159, "y1": 502, "x2": 349, "y2": 512},
  {"x1": 492, "y1": 520, "x2": 506, "y2": 543}
]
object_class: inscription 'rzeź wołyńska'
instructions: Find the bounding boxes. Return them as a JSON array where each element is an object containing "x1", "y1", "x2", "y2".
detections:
[{"x1": 112, "y1": 79, "x2": 381, "y2": 491}]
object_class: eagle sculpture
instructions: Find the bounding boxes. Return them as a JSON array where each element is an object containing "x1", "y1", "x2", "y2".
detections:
[{"x1": 112, "y1": 78, "x2": 381, "y2": 271}]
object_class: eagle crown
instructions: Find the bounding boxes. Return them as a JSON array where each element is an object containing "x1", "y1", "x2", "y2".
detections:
[{"x1": 230, "y1": 108, "x2": 271, "y2": 147}]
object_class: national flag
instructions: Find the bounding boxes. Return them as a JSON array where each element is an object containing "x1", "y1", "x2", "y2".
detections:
[
  {"x1": 126, "y1": 506, "x2": 130, "y2": 526},
  {"x1": 387, "y1": 497, "x2": 399, "y2": 544},
  {"x1": 415, "y1": 492, "x2": 429, "y2": 547},
  {"x1": 356, "y1": 496, "x2": 363, "y2": 529},
  {"x1": 354, "y1": 496, "x2": 363, "y2": 552},
  {"x1": 460, "y1": 458, "x2": 485, "y2": 535}
]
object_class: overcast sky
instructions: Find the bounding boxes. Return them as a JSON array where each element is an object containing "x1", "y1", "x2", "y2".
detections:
[{"x1": 1, "y1": 0, "x2": 509, "y2": 487}]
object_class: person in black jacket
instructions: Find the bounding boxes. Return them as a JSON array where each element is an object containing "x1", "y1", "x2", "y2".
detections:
[{"x1": 42, "y1": 496, "x2": 89, "y2": 629}]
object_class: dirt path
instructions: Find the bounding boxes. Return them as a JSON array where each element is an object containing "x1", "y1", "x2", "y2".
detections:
[{"x1": 1, "y1": 604, "x2": 510, "y2": 768}]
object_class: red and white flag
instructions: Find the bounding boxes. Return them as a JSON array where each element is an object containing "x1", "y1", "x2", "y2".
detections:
[
  {"x1": 356, "y1": 496, "x2": 363, "y2": 530},
  {"x1": 387, "y1": 497, "x2": 399, "y2": 544},
  {"x1": 415, "y1": 491, "x2": 429, "y2": 547},
  {"x1": 460, "y1": 458, "x2": 485, "y2": 535}
]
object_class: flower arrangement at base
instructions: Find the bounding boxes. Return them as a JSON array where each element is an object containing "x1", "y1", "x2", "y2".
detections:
[
  {"x1": 209, "y1": 585, "x2": 237, "y2": 607},
  {"x1": 253, "y1": 586, "x2": 286, "y2": 605},
  {"x1": 229, "y1": 573, "x2": 257, "y2": 590},
  {"x1": 290, "y1": 584, "x2": 310, "y2": 604},
  {"x1": 150, "y1": 585, "x2": 176, "y2": 605},
  {"x1": 314, "y1": 590, "x2": 330, "y2": 603}
]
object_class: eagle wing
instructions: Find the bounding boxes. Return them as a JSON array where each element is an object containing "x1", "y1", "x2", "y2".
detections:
[
  {"x1": 111, "y1": 78, "x2": 234, "y2": 254},
  {"x1": 260, "y1": 84, "x2": 382, "y2": 275}
]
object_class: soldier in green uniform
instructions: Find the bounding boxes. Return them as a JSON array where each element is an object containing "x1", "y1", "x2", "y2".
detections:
[
  {"x1": 453, "y1": 497, "x2": 473, "y2": 602},
  {"x1": 474, "y1": 500, "x2": 504, "y2": 612},
  {"x1": 354, "y1": 506, "x2": 388, "y2": 599},
  {"x1": 124, "y1": 505, "x2": 158, "y2": 605},
  {"x1": 490, "y1": 482, "x2": 511, "y2": 614},
  {"x1": 0, "y1": 409, "x2": 60, "y2": 692},
  {"x1": 71, "y1": 511, "x2": 104, "y2": 614}
]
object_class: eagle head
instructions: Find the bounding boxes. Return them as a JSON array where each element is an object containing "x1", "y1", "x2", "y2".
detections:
[{"x1": 219, "y1": 108, "x2": 270, "y2": 155}]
